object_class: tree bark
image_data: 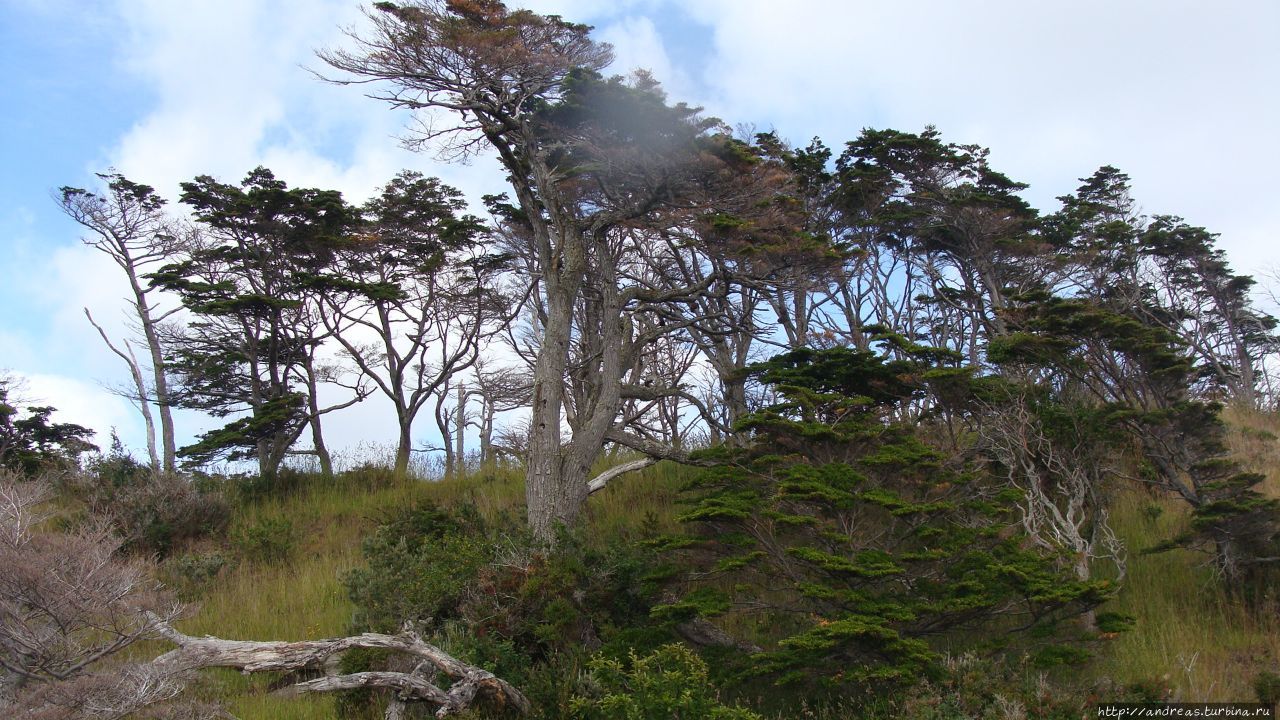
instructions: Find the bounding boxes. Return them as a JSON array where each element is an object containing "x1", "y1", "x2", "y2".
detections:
[{"x1": 149, "y1": 618, "x2": 530, "y2": 717}]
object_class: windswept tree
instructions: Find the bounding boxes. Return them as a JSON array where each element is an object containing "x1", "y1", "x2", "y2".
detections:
[
  {"x1": 666, "y1": 347, "x2": 1109, "y2": 691},
  {"x1": 824, "y1": 128, "x2": 1046, "y2": 365},
  {"x1": 1044, "y1": 166, "x2": 1278, "y2": 405},
  {"x1": 323, "y1": 1, "x2": 780, "y2": 541},
  {"x1": 151, "y1": 168, "x2": 367, "y2": 480},
  {"x1": 57, "y1": 174, "x2": 181, "y2": 474},
  {"x1": 317, "y1": 171, "x2": 506, "y2": 479},
  {"x1": 0, "y1": 378, "x2": 96, "y2": 474}
]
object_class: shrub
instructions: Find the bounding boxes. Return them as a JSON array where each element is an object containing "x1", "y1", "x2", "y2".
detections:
[
  {"x1": 570, "y1": 644, "x2": 761, "y2": 720},
  {"x1": 229, "y1": 466, "x2": 308, "y2": 501},
  {"x1": 1255, "y1": 670, "x2": 1280, "y2": 706},
  {"x1": 69, "y1": 443, "x2": 229, "y2": 556},
  {"x1": 343, "y1": 500, "x2": 491, "y2": 634},
  {"x1": 232, "y1": 516, "x2": 295, "y2": 563},
  {"x1": 342, "y1": 501, "x2": 673, "y2": 718},
  {"x1": 163, "y1": 551, "x2": 234, "y2": 596}
]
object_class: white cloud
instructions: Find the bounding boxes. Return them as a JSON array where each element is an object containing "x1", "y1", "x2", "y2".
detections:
[
  {"x1": 595, "y1": 15, "x2": 695, "y2": 102},
  {"x1": 675, "y1": 0, "x2": 1280, "y2": 275}
]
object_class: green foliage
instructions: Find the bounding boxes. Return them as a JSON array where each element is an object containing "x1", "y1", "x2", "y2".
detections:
[
  {"x1": 0, "y1": 379, "x2": 96, "y2": 473},
  {"x1": 343, "y1": 500, "x2": 491, "y2": 633},
  {"x1": 571, "y1": 644, "x2": 761, "y2": 720},
  {"x1": 667, "y1": 347, "x2": 1108, "y2": 694},
  {"x1": 993, "y1": 292, "x2": 1280, "y2": 583},
  {"x1": 150, "y1": 167, "x2": 364, "y2": 478},
  {"x1": 341, "y1": 498, "x2": 674, "y2": 717},
  {"x1": 1254, "y1": 670, "x2": 1280, "y2": 706},
  {"x1": 233, "y1": 516, "x2": 296, "y2": 563},
  {"x1": 164, "y1": 551, "x2": 235, "y2": 596},
  {"x1": 866, "y1": 653, "x2": 1097, "y2": 720}
]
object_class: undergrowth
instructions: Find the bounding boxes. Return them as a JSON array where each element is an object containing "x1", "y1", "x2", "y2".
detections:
[{"x1": 160, "y1": 411, "x2": 1280, "y2": 717}]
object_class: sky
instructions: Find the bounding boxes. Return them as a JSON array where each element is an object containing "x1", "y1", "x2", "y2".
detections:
[{"x1": 1, "y1": 0, "x2": 1277, "y2": 465}]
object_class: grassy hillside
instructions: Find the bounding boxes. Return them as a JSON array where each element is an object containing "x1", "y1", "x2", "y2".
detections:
[{"x1": 165, "y1": 412, "x2": 1280, "y2": 717}]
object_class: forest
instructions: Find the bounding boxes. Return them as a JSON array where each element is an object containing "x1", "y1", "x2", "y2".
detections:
[{"x1": 3, "y1": 1, "x2": 1280, "y2": 718}]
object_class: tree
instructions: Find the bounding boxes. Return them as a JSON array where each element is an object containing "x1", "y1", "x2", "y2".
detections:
[
  {"x1": 990, "y1": 295, "x2": 1280, "y2": 581},
  {"x1": 0, "y1": 475, "x2": 188, "y2": 719},
  {"x1": 0, "y1": 377, "x2": 96, "y2": 474},
  {"x1": 323, "y1": 1, "x2": 762, "y2": 541},
  {"x1": 58, "y1": 173, "x2": 181, "y2": 474},
  {"x1": 316, "y1": 171, "x2": 504, "y2": 479},
  {"x1": 663, "y1": 347, "x2": 1109, "y2": 691},
  {"x1": 978, "y1": 384, "x2": 1125, "y2": 627},
  {"x1": 1043, "y1": 166, "x2": 1279, "y2": 405},
  {"x1": 468, "y1": 362, "x2": 531, "y2": 470},
  {"x1": 150, "y1": 168, "x2": 367, "y2": 480},
  {"x1": 824, "y1": 128, "x2": 1046, "y2": 366}
]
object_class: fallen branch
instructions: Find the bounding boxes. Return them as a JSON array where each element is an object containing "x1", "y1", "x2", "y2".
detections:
[
  {"x1": 586, "y1": 456, "x2": 657, "y2": 495},
  {"x1": 149, "y1": 615, "x2": 530, "y2": 717}
]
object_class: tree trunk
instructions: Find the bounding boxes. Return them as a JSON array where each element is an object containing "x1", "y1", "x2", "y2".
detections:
[
  {"x1": 455, "y1": 384, "x2": 466, "y2": 476},
  {"x1": 1075, "y1": 554, "x2": 1097, "y2": 632},
  {"x1": 394, "y1": 414, "x2": 413, "y2": 480},
  {"x1": 127, "y1": 265, "x2": 178, "y2": 474},
  {"x1": 149, "y1": 617, "x2": 530, "y2": 716},
  {"x1": 310, "y1": 415, "x2": 334, "y2": 479},
  {"x1": 479, "y1": 406, "x2": 495, "y2": 472},
  {"x1": 526, "y1": 284, "x2": 578, "y2": 543}
]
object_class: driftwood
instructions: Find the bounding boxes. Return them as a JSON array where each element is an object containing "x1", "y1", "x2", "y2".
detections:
[{"x1": 148, "y1": 615, "x2": 529, "y2": 718}]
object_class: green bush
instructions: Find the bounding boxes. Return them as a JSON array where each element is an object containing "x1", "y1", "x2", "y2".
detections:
[
  {"x1": 864, "y1": 653, "x2": 1099, "y2": 720},
  {"x1": 341, "y1": 501, "x2": 674, "y2": 718},
  {"x1": 343, "y1": 500, "x2": 491, "y2": 634},
  {"x1": 233, "y1": 516, "x2": 295, "y2": 562},
  {"x1": 163, "y1": 551, "x2": 234, "y2": 596},
  {"x1": 571, "y1": 644, "x2": 761, "y2": 720},
  {"x1": 1255, "y1": 670, "x2": 1280, "y2": 705},
  {"x1": 230, "y1": 467, "x2": 309, "y2": 501}
]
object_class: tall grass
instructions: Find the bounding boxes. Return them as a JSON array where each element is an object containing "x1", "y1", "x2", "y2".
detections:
[{"x1": 1093, "y1": 405, "x2": 1280, "y2": 701}]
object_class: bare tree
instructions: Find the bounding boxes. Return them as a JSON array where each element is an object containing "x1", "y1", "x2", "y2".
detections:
[
  {"x1": 58, "y1": 174, "x2": 181, "y2": 474},
  {"x1": 468, "y1": 363, "x2": 532, "y2": 470},
  {"x1": 0, "y1": 473, "x2": 189, "y2": 718}
]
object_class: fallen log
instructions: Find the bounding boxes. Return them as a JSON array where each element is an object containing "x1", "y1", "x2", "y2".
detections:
[{"x1": 148, "y1": 614, "x2": 529, "y2": 718}]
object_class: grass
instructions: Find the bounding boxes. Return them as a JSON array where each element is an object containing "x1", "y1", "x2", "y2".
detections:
[
  {"x1": 170, "y1": 469, "x2": 444, "y2": 718},
  {"x1": 168, "y1": 458, "x2": 677, "y2": 718},
  {"x1": 1091, "y1": 404, "x2": 1280, "y2": 702},
  {"x1": 167, "y1": 413, "x2": 1280, "y2": 715}
]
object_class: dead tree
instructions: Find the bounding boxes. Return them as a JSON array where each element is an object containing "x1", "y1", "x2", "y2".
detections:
[
  {"x1": 150, "y1": 620, "x2": 530, "y2": 718},
  {"x1": 58, "y1": 174, "x2": 182, "y2": 474},
  {"x1": 0, "y1": 474, "x2": 188, "y2": 718}
]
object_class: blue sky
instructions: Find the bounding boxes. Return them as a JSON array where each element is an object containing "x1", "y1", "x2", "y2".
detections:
[{"x1": 2, "y1": 0, "x2": 1278, "y2": 461}]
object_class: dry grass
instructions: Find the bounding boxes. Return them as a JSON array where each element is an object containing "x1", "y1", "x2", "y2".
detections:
[{"x1": 1094, "y1": 405, "x2": 1280, "y2": 702}]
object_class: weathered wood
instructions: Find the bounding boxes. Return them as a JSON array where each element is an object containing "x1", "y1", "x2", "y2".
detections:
[{"x1": 149, "y1": 617, "x2": 530, "y2": 716}]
